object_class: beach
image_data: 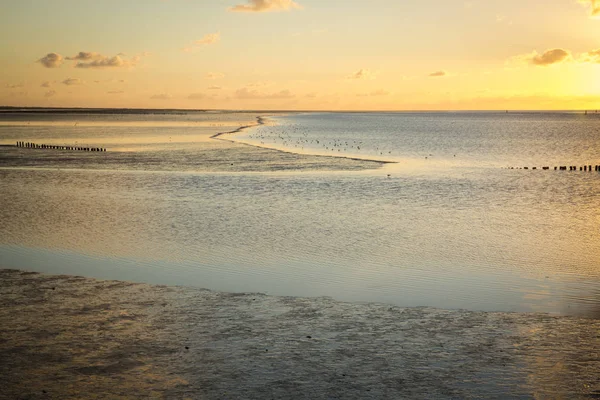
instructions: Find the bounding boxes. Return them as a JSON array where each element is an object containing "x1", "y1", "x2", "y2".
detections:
[{"x1": 2, "y1": 268, "x2": 600, "y2": 399}]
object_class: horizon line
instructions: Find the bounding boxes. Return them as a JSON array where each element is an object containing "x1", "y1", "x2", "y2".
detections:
[{"x1": 1, "y1": 106, "x2": 598, "y2": 113}]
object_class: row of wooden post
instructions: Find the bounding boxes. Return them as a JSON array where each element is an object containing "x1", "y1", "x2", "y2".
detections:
[
  {"x1": 16, "y1": 141, "x2": 106, "y2": 152},
  {"x1": 509, "y1": 165, "x2": 600, "y2": 171}
]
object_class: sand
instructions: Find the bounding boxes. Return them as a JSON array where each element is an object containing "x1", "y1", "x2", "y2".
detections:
[
  {"x1": 0, "y1": 112, "x2": 385, "y2": 172},
  {"x1": 1, "y1": 268, "x2": 599, "y2": 399}
]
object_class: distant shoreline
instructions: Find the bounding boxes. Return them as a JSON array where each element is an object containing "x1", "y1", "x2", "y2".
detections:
[
  {"x1": 0, "y1": 106, "x2": 307, "y2": 115},
  {"x1": 1, "y1": 106, "x2": 597, "y2": 114}
]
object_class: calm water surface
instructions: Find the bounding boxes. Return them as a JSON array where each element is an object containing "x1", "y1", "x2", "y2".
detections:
[{"x1": 1, "y1": 111, "x2": 599, "y2": 316}]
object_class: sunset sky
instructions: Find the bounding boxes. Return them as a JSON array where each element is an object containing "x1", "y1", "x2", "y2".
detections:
[{"x1": 1, "y1": 0, "x2": 599, "y2": 110}]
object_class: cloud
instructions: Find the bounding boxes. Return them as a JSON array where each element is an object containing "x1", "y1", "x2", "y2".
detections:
[
  {"x1": 37, "y1": 53, "x2": 63, "y2": 68},
  {"x1": 429, "y1": 70, "x2": 447, "y2": 77},
  {"x1": 66, "y1": 51, "x2": 102, "y2": 61},
  {"x1": 208, "y1": 85, "x2": 222, "y2": 90},
  {"x1": 578, "y1": 0, "x2": 600, "y2": 16},
  {"x1": 531, "y1": 48, "x2": 570, "y2": 66},
  {"x1": 507, "y1": 49, "x2": 571, "y2": 67},
  {"x1": 580, "y1": 49, "x2": 600, "y2": 63},
  {"x1": 41, "y1": 81, "x2": 52, "y2": 88},
  {"x1": 206, "y1": 72, "x2": 225, "y2": 79},
  {"x1": 62, "y1": 78, "x2": 83, "y2": 86},
  {"x1": 75, "y1": 55, "x2": 135, "y2": 69},
  {"x1": 5, "y1": 83, "x2": 24, "y2": 89},
  {"x1": 107, "y1": 90, "x2": 124, "y2": 94},
  {"x1": 229, "y1": 0, "x2": 302, "y2": 12},
  {"x1": 38, "y1": 51, "x2": 142, "y2": 69},
  {"x1": 45, "y1": 90, "x2": 57, "y2": 97},
  {"x1": 188, "y1": 93, "x2": 206, "y2": 99},
  {"x1": 195, "y1": 33, "x2": 220, "y2": 46},
  {"x1": 509, "y1": 48, "x2": 600, "y2": 66},
  {"x1": 234, "y1": 87, "x2": 294, "y2": 99},
  {"x1": 519, "y1": 49, "x2": 569, "y2": 66},
  {"x1": 184, "y1": 33, "x2": 220, "y2": 52},
  {"x1": 150, "y1": 93, "x2": 172, "y2": 100},
  {"x1": 347, "y1": 69, "x2": 376, "y2": 80}
]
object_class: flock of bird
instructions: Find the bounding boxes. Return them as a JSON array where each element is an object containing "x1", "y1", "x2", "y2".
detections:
[{"x1": 245, "y1": 123, "x2": 395, "y2": 158}]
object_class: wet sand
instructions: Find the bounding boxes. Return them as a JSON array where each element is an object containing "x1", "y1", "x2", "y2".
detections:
[
  {"x1": 1, "y1": 268, "x2": 599, "y2": 399},
  {"x1": 0, "y1": 111, "x2": 385, "y2": 173}
]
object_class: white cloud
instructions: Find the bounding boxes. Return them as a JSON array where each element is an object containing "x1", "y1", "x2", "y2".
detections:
[
  {"x1": 41, "y1": 81, "x2": 52, "y2": 88},
  {"x1": 38, "y1": 51, "x2": 143, "y2": 69},
  {"x1": 62, "y1": 78, "x2": 84, "y2": 86},
  {"x1": 75, "y1": 55, "x2": 136, "y2": 69},
  {"x1": 37, "y1": 53, "x2": 63, "y2": 68},
  {"x1": 45, "y1": 90, "x2": 57, "y2": 97},
  {"x1": 208, "y1": 85, "x2": 222, "y2": 90},
  {"x1": 5, "y1": 83, "x2": 24, "y2": 89},
  {"x1": 229, "y1": 0, "x2": 302, "y2": 12}
]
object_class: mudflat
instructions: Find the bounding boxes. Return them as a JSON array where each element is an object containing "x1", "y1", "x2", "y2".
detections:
[{"x1": 1, "y1": 268, "x2": 599, "y2": 399}]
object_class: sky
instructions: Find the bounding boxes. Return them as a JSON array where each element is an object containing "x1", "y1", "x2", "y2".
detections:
[{"x1": 0, "y1": 0, "x2": 599, "y2": 110}]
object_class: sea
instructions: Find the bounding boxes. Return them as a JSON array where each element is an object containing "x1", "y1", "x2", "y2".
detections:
[{"x1": 1, "y1": 109, "x2": 599, "y2": 317}]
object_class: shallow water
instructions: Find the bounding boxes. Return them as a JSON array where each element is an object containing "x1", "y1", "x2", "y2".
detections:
[
  {"x1": 1, "y1": 110, "x2": 599, "y2": 317},
  {"x1": 237, "y1": 112, "x2": 600, "y2": 169}
]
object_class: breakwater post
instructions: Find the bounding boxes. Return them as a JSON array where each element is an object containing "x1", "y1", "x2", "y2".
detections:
[
  {"x1": 510, "y1": 165, "x2": 600, "y2": 171},
  {"x1": 16, "y1": 141, "x2": 106, "y2": 151}
]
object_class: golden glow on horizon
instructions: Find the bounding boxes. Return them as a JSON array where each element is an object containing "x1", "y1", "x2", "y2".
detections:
[{"x1": 0, "y1": 0, "x2": 599, "y2": 110}]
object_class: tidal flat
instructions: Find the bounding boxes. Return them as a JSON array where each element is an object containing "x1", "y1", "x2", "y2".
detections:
[{"x1": 1, "y1": 268, "x2": 599, "y2": 399}]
